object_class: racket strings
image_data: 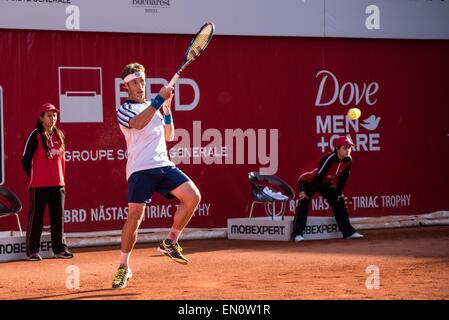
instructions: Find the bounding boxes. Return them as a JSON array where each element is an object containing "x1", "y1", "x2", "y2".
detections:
[{"x1": 188, "y1": 25, "x2": 213, "y2": 59}]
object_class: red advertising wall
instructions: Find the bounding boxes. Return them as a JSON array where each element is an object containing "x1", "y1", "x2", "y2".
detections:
[{"x1": 0, "y1": 30, "x2": 448, "y2": 232}]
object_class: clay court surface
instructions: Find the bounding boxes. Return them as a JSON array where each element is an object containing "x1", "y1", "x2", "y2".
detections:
[{"x1": 0, "y1": 226, "x2": 448, "y2": 300}]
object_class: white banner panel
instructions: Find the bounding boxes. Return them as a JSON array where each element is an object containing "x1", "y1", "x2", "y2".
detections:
[
  {"x1": 326, "y1": 0, "x2": 449, "y2": 39},
  {"x1": 0, "y1": 234, "x2": 54, "y2": 262},
  {"x1": 227, "y1": 217, "x2": 342, "y2": 241},
  {"x1": 1, "y1": 0, "x2": 448, "y2": 39},
  {"x1": 0, "y1": 0, "x2": 324, "y2": 37}
]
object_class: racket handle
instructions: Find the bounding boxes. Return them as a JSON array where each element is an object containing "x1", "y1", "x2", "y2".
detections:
[{"x1": 168, "y1": 73, "x2": 180, "y2": 88}]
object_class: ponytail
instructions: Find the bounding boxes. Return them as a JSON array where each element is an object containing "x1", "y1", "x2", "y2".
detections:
[{"x1": 35, "y1": 119, "x2": 65, "y2": 159}]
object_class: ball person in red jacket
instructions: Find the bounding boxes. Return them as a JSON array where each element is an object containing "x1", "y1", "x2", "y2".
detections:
[
  {"x1": 22, "y1": 103, "x2": 73, "y2": 260},
  {"x1": 292, "y1": 136, "x2": 364, "y2": 242}
]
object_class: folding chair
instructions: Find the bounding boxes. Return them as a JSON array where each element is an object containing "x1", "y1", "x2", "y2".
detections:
[
  {"x1": 247, "y1": 172, "x2": 295, "y2": 220},
  {"x1": 0, "y1": 186, "x2": 23, "y2": 236}
]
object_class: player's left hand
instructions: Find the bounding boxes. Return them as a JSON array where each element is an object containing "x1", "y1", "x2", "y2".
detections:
[{"x1": 162, "y1": 92, "x2": 174, "y2": 115}]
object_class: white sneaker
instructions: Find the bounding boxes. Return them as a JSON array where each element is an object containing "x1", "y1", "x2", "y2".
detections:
[
  {"x1": 262, "y1": 187, "x2": 289, "y2": 201},
  {"x1": 346, "y1": 232, "x2": 364, "y2": 239},
  {"x1": 274, "y1": 192, "x2": 289, "y2": 201},
  {"x1": 294, "y1": 235, "x2": 305, "y2": 242}
]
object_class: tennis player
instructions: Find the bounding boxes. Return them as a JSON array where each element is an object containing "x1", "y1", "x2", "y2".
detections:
[{"x1": 112, "y1": 63, "x2": 201, "y2": 289}]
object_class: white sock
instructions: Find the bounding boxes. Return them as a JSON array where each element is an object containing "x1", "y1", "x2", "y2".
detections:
[{"x1": 120, "y1": 251, "x2": 130, "y2": 268}]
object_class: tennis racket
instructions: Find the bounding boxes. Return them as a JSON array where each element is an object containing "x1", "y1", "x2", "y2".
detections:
[{"x1": 168, "y1": 22, "x2": 215, "y2": 88}]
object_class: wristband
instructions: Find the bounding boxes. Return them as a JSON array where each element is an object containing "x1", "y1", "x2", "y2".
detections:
[
  {"x1": 164, "y1": 114, "x2": 173, "y2": 125},
  {"x1": 150, "y1": 94, "x2": 164, "y2": 110}
]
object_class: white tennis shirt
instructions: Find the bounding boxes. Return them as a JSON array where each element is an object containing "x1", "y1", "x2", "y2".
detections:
[{"x1": 117, "y1": 99, "x2": 174, "y2": 180}]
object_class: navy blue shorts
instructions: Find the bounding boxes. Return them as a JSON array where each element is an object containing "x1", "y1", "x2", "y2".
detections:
[{"x1": 127, "y1": 166, "x2": 191, "y2": 203}]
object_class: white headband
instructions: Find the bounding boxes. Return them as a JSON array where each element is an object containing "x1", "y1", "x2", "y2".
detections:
[{"x1": 123, "y1": 71, "x2": 145, "y2": 83}]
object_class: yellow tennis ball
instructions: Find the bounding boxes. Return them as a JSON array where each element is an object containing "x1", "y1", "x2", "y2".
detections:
[{"x1": 347, "y1": 108, "x2": 361, "y2": 120}]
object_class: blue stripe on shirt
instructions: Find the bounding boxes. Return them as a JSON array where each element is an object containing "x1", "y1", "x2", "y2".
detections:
[
  {"x1": 117, "y1": 116, "x2": 129, "y2": 128},
  {"x1": 122, "y1": 103, "x2": 138, "y2": 116},
  {"x1": 117, "y1": 103, "x2": 139, "y2": 128}
]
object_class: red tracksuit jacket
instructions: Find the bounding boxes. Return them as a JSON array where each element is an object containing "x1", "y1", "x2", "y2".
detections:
[
  {"x1": 22, "y1": 129, "x2": 65, "y2": 188},
  {"x1": 298, "y1": 151, "x2": 351, "y2": 198}
]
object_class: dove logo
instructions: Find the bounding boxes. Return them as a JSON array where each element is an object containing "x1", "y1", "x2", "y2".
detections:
[
  {"x1": 360, "y1": 115, "x2": 381, "y2": 131},
  {"x1": 313, "y1": 70, "x2": 382, "y2": 153},
  {"x1": 315, "y1": 70, "x2": 379, "y2": 107}
]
